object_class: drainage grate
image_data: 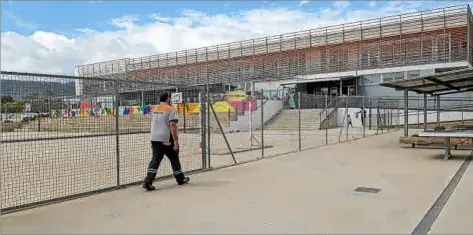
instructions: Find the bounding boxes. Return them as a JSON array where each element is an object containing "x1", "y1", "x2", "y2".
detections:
[{"x1": 354, "y1": 187, "x2": 381, "y2": 194}]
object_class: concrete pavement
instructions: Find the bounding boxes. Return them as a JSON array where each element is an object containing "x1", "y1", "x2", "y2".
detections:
[
  {"x1": 430, "y1": 159, "x2": 473, "y2": 234},
  {"x1": 1, "y1": 130, "x2": 472, "y2": 234}
]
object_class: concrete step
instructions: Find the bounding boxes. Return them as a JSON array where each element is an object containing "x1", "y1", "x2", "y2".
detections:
[
  {"x1": 264, "y1": 126, "x2": 319, "y2": 130},
  {"x1": 264, "y1": 127, "x2": 320, "y2": 130},
  {"x1": 265, "y1": 124, "x2": 320, "y2": 129},
  {"x1": 266, "y1": 118, "x2": 320, "y2": 123},
  {"x1": 265, "y1": 123, "x2": 318, "y2": 126},
  {"x1": 263, "y1": 109, "x2": 324, "y2": 131}
]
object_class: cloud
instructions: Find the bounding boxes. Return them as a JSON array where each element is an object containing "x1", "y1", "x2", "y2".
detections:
[
  {"x1": 332, "y1": 1, "x2": 350, "y2": 10},
  {"x1": 1, "y1": 1, "x2": 469, "y2": 75},
  {"x1": 149, "y1": 14, "x2": 170, "y2": 23},
  {"x1": 110, "y1": 14, "x2": 139, "y2": 29},
  {"x1": 74, "y1": 28, "x2": 97, "y2": 35},
  {"x1": 3, "y1": 11, "x2": 37, "y2": 30},
  {"x1": 299, "y1": 0, "x2": 309, "y2": 6}
]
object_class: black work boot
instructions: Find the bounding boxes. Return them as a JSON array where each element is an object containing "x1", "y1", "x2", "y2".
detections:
[
  {"x1": 174, "y1": 171, "x2": 190, "y2": 185},
  {"x1": 178, "y1": 177, "x2": 190, "y2": 185},
  {"x1": 143, "y1": 172, "x2": 157, "y2": 191}
]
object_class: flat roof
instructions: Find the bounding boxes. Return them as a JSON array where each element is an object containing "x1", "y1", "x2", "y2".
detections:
[{"x1": 380, "y1": 67, "x2": 473, "y2": 96}]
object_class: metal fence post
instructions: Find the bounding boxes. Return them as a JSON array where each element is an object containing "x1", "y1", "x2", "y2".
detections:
[
  {"x1": 398, "y1": 99, "x2": 401, "y2": 130},
  {"x1": 369, "y1": 98, "x2": 372, "y2": 130},
  {"x1": 386, "y1": 100, "x2": 390, "y2": 129},
  {"x1": 461, "y1": 100, "x2": 464, "y2": 127},
  {"x1": 205, "y1": 48, "x2": 211, "y2": 169},
  {"x1": 362, "y1": 98, "x2": 365, "y2": 138},
  {"x1": 199, "y1": 93, "x2": 206, "y2": 170},
  {"x1": 384, "y1": 100, "x2": 387, "y2": 133},
  {"x1": 390, "y1": 99, "x2": 393, "y2": 130},
  {"x1": 404, "y1": 90, "x2": 409, "y2": 137},
  {"x1": 313, "y1": 93, "x2": 316, "y2": 109},
  {"x1": 298, "y1": 92, "x2": 301, "y2": 151},
  {"x1": 345, "y1": 96, "x2": 349, "y2": 141},
  {"x1": 385, "y1": 99, "x2": 388, "y2": 131},
  {"x1": 381, "y1": 99, "x2": 385, "y2": 134},
  {"x1": 114, "y1": 81, "x2": 120, "y2": 186},
  {"x1": 206, "y1": 91, "x2": 211, "y2": 168},
  {"x1": 423, "y1": 94, "x2": 427, "y2": 131},
  {"x1": 386, "y1": 98, "x2": 390, "y2": 132},
  {"x1": 249, "y1": 99, "x2": 253, "y2": 147},
  {"x1": 417, "y1": 99, "x2": 420, "y2": 128},
  {"x1": 376, "y1": 98, "x2": 379, "y2": 135},
  {"x1": 261, "y1": 89, "x2": 264, "y2": 158},
  {"x1": 436, "y1": 95, "x2": 440, "y2": 127},
  {"x1": 183, "y1": 102, "x2": 187, "y2": 133},
  {"x1": 325, "y1": 94, "x2": 328, "y2": 145},
  {"x1": 378, "y1": 99, "x2": 386, "y2": 134}
]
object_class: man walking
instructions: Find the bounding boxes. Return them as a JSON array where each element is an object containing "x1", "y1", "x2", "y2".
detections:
[
  {"x1": 347, "y1": 114, "x2": 353, "y2": 128},
  {"x1": 356, "y1": 108, "x2": 367, "y2": 127},
  {"x1": 143, "y1": 93, "x2": 190, "y2": 191}
]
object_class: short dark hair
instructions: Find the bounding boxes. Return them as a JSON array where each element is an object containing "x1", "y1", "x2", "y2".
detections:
[{"x1": 159, "y1": 93, "x2": 170, "y2": 102}]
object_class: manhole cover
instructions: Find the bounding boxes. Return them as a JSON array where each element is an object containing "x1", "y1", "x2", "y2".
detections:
[{"x1": 354, "y1": 187, "x2": 381, "y2": 194}]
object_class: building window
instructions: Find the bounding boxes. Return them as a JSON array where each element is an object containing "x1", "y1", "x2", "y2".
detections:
[
  {"x1": 382, "y1": 73, "x2": 394, "y2": 82},
  {"x1": 359, "y1": 76, "x2": 369, "y2": 85},
  {"x1": 394, "y1": 72, "x2": 404, "y2": 80},
  {"x1": 407, "y1": 70, "x2": 420, "y2": 78},
  {"x1": 419, "y1": 69, "x2": 433, "y2": 76},
  {"x1": 359, "y1": 74, "x2": 382, "y2": 85}
]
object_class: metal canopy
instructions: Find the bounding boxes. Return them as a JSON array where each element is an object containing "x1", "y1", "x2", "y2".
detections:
[{"x1": 381, "y1": 68, "x2": 473, "y2": 96}]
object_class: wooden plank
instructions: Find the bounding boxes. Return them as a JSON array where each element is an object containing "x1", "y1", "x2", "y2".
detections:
[{"x1": 400, "y1": 136, "x2": 471, "y2": 145}]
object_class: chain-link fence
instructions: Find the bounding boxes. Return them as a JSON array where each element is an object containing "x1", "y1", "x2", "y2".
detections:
[
  {"x1": 8, "y1": 71, "x2": 467, "y2": 213},
  {"x1": 401, "y1": 96, "x2": 473, "y2": 131},
  {"x1": 260, "y1": 94, "x2": 403, "y2": 153},
  {"x1": 0, "y1": 71, "x2": 206, "y2": 212}
]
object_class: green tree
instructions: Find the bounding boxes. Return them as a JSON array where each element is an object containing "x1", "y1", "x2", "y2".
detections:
[
  {"x1": 4, "y1": 101, "x2": 24, "y2": 113},
  {"x1": 1, "y1": 95, "x2": 14, "y2": 104},
  {"x1": 1, "y1": 96, "x2": 24, "y2": 113}
]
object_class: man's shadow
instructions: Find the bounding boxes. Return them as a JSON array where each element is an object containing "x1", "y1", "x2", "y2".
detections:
[{"x1": 143, "y1": 179, "x2": 232, "y2": 192}]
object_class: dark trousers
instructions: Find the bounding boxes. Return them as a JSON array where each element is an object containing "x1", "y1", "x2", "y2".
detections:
[{"x1": 144, "y1": 141, "x2": 186, "y2": 185}]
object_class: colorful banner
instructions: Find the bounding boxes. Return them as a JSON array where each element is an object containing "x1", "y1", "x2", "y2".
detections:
[
  {"x1": 225, "y1": 90, "x2": 247, "y2": 101},
  {"x1": 50, "y1": 101, "x2": 252, "y2": 118}
]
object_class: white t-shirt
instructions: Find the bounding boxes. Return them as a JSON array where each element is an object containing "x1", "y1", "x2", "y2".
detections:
[{"x1": 150, "y1": 102, "x2": 179, "y2": 143}]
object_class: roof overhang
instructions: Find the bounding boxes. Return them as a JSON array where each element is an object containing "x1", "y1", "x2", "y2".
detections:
[
  {"x1": 280, "y1": 75, "x2": 357, "y2": 86},
  {"x1": 380, "y1": 67, "x2": 473, "y2": 96}
]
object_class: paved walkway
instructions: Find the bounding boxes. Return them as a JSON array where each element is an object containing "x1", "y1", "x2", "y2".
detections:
[
  {"x1": 2, "y1": 131, "x2": 473, "y2": 234},
  {"x1": 430, "y1": 159, "x2": 473, "y2": 234}
]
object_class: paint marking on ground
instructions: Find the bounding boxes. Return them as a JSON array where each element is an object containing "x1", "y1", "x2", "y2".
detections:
[{"x1": 411, "y1": 153, "x2": 473, "y2": 235}]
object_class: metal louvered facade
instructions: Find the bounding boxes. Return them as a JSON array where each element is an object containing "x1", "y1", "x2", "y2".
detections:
[{"x1": 75, "y1": 5, "x2": 473, "y2": 95}]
